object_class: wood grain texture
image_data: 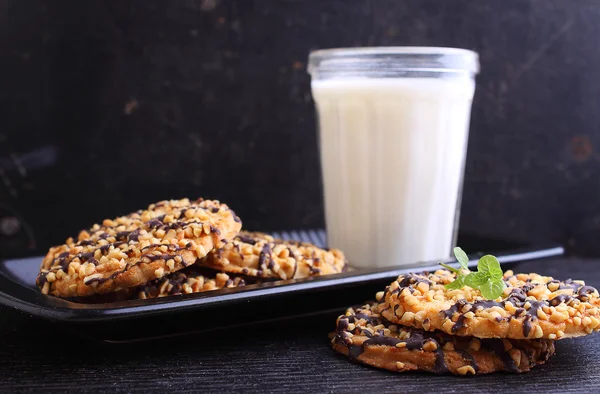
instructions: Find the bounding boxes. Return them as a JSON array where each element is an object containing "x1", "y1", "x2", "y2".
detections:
[{"x1": 1, "y1": 257, "x2": 599, "y2": 393}]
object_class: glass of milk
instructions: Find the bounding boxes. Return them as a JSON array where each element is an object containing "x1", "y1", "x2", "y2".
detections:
[{"x1": 307, "y1": 47, "x2": 479, "y2": 268}]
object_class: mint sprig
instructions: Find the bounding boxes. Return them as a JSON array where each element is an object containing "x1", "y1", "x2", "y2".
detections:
[{"x1": 440, "y1": 247, "x2": 506, "y2": 300}]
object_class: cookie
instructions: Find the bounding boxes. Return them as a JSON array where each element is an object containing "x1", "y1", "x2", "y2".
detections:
[
  {"x1": 136, "y1": 267, "x2": 248, "y2": 299},
  {"x1": 197, "y1": 231, "x2": 347, "y2": 280},
  {"x1": 378, "y1": 269, "x2": 600, "y2": 339},
  {"x1": 332, "y1": 303, "x2": 555, "y2": 375},
  {"x1": 36, "y1": 198, "x2": 242, "y2": 297},
  {"x1": 67, "y1": 267, "x2": 249, "y2": 303}
]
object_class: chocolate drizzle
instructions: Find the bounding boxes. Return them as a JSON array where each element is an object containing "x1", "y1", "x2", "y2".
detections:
[
  {"x1": 558, "y1": 279, "x2": 581, "y2": 291},
  {"x1": 128, "y1": 229, "x2": 140, "y2": 242},
  {"x1": 398, "y1": 273, "x2": 432, "y2": 288},
  {"x1": 487, "y1": 339, "x2": 519, "y2": 373},
  {"x1": 141, "y1": 243, "x2": 187, "y2": 252},
  {"x1": 527, "y1": 301, "x2": 545, "y2": 320},
  {"x1": 237, "y1": 233, "x2": 257, "y2": 245},
  {"x1": 578, "y1": 286, "x2": 596, "y2": 300},
  {"x1": 452, "y1": 314, "x2": 468, "y2": 333},
  {"x1": 147, "y1": 218, "x2": 214, "y2": 233},
  {"x1": 84, "y1": 268, "x2": 125, "y2": 285},
  {"x1": 146, "y1": 218, "x2": 163, "y2": 229},
  {"x1": 56, "y1": 252, "x2": 71, "y2": 270},
  {"x1": 115, "y1": 231, "x2": 131, "y2": 241},
  {"x1": 99, "y1": 242, "x2": 124, "y2": 254},
  {"x1": 433, "y1": 348, "x2": 448, "y2": 373},
  {"x1": 37, "y1": 272, "x2": 48, "y2": 286},
  {"x1": 257, "y1": 244, "x2": 273, "y2": 274},
  {"x1": 309, "y1": 264, "x2": 321, "y2": 275},
  {"x1": 459, "y1": 350, "x2": 479, "y2": 373},
  {"x1": 523, "y1": 315, "x2": 533, "y2": 337},
  {"x1": 145, "y1": 254, "x2": 179, "y2": 262},
  {"x1": 472, "y1": 300, "x2": 505, "y2": 311},
  {"x1": 78, "y1": 252, "x2": 94, "y2": 262}
]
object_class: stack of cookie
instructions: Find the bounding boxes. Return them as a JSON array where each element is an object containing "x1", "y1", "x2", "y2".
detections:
[
  {"x1": 36, "y1": 198, "x2": 347, "y2": 301},
  {"x1": 332, "y1": 269, "x2": 600, "y2": 375}
]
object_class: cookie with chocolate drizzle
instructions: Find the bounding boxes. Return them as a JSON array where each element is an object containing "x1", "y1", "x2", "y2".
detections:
[
  {"x1": 135, "y1": 267, "x2": 248, "y2": 299},
  {"x1": 196, "y1": 231, "x2": 347, "y2": 280},
  {"x1": 379, "y1": 269, "x2": 600, "y2": 339},
  {"x1": 332, "y1": 303, "x2": 555, "y2": 375},
  {"x1": 67, "y1": 267, "x2": 250, "y2": 303},
  {"x1": 36, "y1": 198, "x2": 242, "y2": 297}
]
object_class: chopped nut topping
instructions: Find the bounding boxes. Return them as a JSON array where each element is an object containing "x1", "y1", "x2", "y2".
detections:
[{"x1": 457, "y1": 366, "x2": 476, "y2": 375}]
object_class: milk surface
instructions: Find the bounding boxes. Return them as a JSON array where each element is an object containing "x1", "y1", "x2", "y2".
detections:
[{"x1": 311, "y1": 77, "x2": 475, "y2": 267}]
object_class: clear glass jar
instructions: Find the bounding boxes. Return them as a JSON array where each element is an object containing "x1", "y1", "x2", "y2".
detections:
[{"x1": 307, "y1": 47, "x2": 479, "y2": 268}]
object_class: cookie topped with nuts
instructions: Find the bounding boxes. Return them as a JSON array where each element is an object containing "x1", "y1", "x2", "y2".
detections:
[
  {"x1": 197, "y1": 231, "x2": 347, "y2": 280},
  {"x1": 67, "y1": 267, "x2": 250, "y2": 303},
  {"x1": 36, "y1": 198, "x2": 242, "y2": 297},
  {"x1": 135, "y1": 267, "x2": 248, "y2": 299},
  {"x1": 332, "y1": 303, "x2": 555, "y2": 375},
  {"x1": 378, "y1": 269, "x2": 600, "y2": 340}
]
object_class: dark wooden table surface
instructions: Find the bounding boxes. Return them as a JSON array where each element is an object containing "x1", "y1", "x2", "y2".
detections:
[{"x1": 1, "y1": 257, "x2": 599, "y2": 393}]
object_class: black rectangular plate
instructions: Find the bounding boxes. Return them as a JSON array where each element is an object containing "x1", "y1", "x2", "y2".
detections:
[{"x1": 0, "y1": 230, "x2": 563, "y2": 342}]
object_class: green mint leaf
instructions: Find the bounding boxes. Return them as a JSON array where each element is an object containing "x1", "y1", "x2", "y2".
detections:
[
  {"x1": 487, "y1": 262, "x2": 504, "y2": 280},
  {"x1": 440, "y1": 247, "x2": 506, "y2": 299},
  {"x1": 477, "y1": 255, "x2": 502, "y2": 278},
  {"x1": 464, "y1": 272, "x2": 489, "y2": 288},
  {"x1": 445, "y1": 275, "x2": 466, "y2": 290},
  {"x1": 440, "y1": 262, "x2": 461, "y2": 274},
  {"x1": 479, "y1": 279, "x2": 507, "y2": 300},
  {"x1": 453, "y1": 247, "x2": 469, "y2": 270}
]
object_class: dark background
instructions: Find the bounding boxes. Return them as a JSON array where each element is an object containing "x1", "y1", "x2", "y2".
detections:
[{"x1": 1, "y1": 0, "x2": 600, "y2": 258}]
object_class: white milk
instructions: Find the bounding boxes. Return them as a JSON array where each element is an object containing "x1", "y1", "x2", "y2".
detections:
[{"x1": 311, "y1": 77, "x2": 475, "y2": 267}]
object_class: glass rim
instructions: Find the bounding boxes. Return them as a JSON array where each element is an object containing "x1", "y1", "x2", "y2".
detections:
[
  {"x1": 308, "y1": 46, "x2": 479, "y2": 77},
  {"x1": 309, "y1": 46, "x2": 477, "y2": 58}
]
